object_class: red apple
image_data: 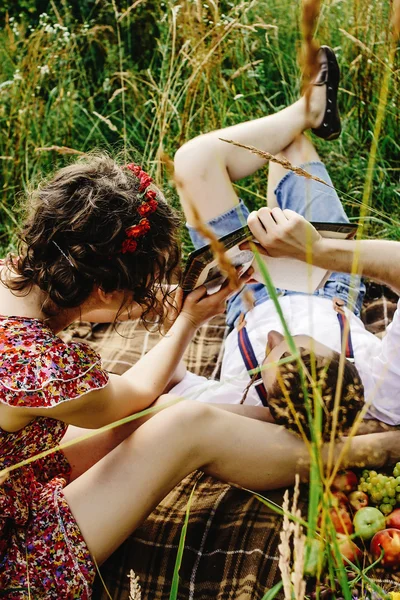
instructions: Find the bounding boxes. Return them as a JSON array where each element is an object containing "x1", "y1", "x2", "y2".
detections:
[
  {"x1": 332, "y1": 491, "x2": 350, "y2": 508},
  {"x1": 331, "y1": 470, "x2": 358, "y2": 493},
  {"x1": 336, "y1": 533, "x2": 363, "y2": 564},
  {"x1": 329, "y1": 507, "x2": 354, "y2": 535},
  {"x1": 386, "y1": 508, "x2": 400, "y2": 530},
  {"x1": 370, "y1": 528, "x2": 400, "y2": 569},
  {"x1": 349, "y1": 490, "x2": 369, "y2": 512}
]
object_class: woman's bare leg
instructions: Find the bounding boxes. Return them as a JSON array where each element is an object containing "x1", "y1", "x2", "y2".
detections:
[
  {"x1": 174, "y1": 78, "x2": 327, "y2": 225},
  {"x1": 62, "y1": 400, "x2": 273, "y2": 481},
  {"x1": 63, "y1": 400, "x2": 399, "y2": 565}
]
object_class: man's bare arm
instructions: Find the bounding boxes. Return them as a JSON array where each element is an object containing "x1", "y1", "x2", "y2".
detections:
[
  {"x1": 311, "y1": 238, "x2": 400, "y2": 295},
  {"x1": 246, "y1": 207, "x2": 400, "y2": 294}
]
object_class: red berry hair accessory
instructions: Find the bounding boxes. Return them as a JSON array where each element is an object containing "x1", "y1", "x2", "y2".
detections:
[{"x1": 121, "y1": 163, "x2": 159, "y2": 254}]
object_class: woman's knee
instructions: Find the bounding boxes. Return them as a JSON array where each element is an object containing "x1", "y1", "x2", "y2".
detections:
[
  {"x1": 155, "y1": 399, "x2": 216, "y2": 450},
  {"x1": 161, "y1": 398, "x2": 215, "y2": 432},
  {"x1": 128, "y1": 399, "x2": 217, "y2": 467}
]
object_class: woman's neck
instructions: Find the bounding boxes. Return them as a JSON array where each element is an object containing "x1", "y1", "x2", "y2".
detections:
[{"x1": 0, "y1": 275, "x2": 81, "y2": 333}]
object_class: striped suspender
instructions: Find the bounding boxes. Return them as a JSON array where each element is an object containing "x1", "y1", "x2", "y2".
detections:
[
  {"x1": 237, "y1": 317, "x2": 269, "y2": 406},
  {"x1": 237, "y1": 298, "x2": 355, "y2": 405}
]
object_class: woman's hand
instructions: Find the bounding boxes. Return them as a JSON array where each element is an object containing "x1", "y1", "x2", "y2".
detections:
[
  {"x1": 178, "y1": 285, "x2": 231, "y2": 329},
  {"x1": 178, "y1": 268, "x2": 252, "y2": 330},
  {"x1": 244, "y1": 207, "x2": 322, "y2": 261}
]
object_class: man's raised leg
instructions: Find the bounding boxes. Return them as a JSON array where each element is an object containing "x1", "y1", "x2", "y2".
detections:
[{"x1": 174, "y1": 92, "x2": 327, "y2": 225}]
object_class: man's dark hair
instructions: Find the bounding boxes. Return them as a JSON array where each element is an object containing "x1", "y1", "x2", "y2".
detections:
[{"x1": 267, "y1": 350, "x2": 364, "y2": 441}]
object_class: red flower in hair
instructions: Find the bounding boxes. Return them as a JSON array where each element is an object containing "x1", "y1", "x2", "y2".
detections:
[
  {"x1": 146, "y1": 189, "x2": 157, "y2": 201},
  {"x1": 125, "y1": 218, "x2": 151, "y2": 239},
  {"x1": 139, "y1": 174, "x2": 153, "y2": 192},
  {"x1": 126, "y1": 224, "x2": 142, "y2": 238},
  {"x1": 138, "y1": 198, "x2": 158, "y2": 216},
  {"x1": 121, "y1": 163, "x2": 157, "y2": 255},
  {"x1": 121, "y1": 239, "x2": 138, "y2": 254},
  {"x1": 138, "y1": 217, "x2": 151, "y2": 234},
  {"x1": 126, "y1": 163, "x2": 142, "y2": 177}
]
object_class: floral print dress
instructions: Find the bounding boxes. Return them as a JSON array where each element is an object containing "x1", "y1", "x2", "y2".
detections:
[{"x1": 0, "y1": 316, "x2": 109, "y2": 599}]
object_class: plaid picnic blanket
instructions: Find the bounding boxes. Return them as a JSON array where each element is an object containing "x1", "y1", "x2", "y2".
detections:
[{"x1": 63, "y1": 291, "x2": 400, "y2": 600}]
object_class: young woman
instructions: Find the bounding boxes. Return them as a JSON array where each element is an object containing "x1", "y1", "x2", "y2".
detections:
[{"x1": 1, "y1": 59, "x2": 399, "y2": 599}]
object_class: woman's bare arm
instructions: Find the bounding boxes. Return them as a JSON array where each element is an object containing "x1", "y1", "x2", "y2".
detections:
[{"x1": 20, "y1": 284, "x2": 243, "y2": 429}]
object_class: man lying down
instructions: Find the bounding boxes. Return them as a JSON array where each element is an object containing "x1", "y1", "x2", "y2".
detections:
[{"x1": 171, "y1": 55, "x2": 400, "y2": 439}]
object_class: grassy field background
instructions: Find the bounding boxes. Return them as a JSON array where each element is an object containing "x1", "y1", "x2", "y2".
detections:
[
  {"x1": 1, "y1": 2, "x2": 400, "y2": 598},
  {"x1": 1, "y1": 0, "x2": 399, "y2": 257}
]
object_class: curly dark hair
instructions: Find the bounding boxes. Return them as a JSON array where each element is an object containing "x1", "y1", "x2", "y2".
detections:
[
  {"x1": 267, "y1": 350, "x2": 364, "y2": 442},
  {"x1": 3, "y1": 153, "x2": 182, "y2": 326}
]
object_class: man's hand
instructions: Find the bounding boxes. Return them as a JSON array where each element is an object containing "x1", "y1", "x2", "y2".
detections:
[
  {"x1": 244, "y1": 207, "x2": 322, "y2": 261},
  {"x1": 244, "y1": 208, "x2": 400, "y2": 294}
]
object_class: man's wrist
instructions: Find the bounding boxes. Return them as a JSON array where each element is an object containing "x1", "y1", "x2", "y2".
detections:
[{"x1": 309, "y1": 237, "x2": 331, "y2": 266}]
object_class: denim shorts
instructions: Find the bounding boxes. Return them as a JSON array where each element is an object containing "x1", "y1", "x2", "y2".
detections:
[{"x1": 187, "y1": 161, "x2": 365, "y2": 327}]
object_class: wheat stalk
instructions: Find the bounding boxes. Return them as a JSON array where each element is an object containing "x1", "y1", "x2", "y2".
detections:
[
  {"x1": 392, "y1": 0, "x2": 400, "y2": 38},
  {"x1": 279, "y1": 489, "x2": 292, "y2": 600},
  {"x1": 170, "y1": 159, "x2": 254, "y2": 309},
  {"x1": 35, "y1": 145, "x2": 85, "y2": 156},
  {"x1": 300, "y1": 0, "x2": 321, "y2": 108},
  {"x1": 128, "y1": 569, "x2": 142, "y2": 600},
  {"x1": 278, "y1": 476, "x2": 307, "y2": 600},
  {"x1": 219, "y1": 139, "x2": 331, "y2": 187},
  {"x1": 190, "y1": 202, "x2": 254, "y2": 312},
  {"x1": 290, "y1": 476, "x2": 306, "y2": 600}
]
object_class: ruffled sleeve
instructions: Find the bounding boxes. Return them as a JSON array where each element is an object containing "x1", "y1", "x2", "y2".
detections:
[{"x1": 0, "y1": 317, "x2": 109, "y2": 409}]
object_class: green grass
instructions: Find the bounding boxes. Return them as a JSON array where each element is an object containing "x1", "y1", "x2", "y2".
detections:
[
  {"x1": 0, "y1": 0, "x2": 399, "y2": 255},
  {"x1": 1, "y1": 1, "x2": 399, "y2": 598}
]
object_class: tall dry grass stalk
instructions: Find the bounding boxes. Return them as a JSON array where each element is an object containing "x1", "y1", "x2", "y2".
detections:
[
  {"x1": 392, "y1": 0, "x2": 400, "y2": 38},
  {"x1": 128, "y1": 569, "x2": 142, "y2": 600},
  {"x1": 35, "y1": 145, "x2": 85, "y2": 156},
  {"x1": 278, "y1": 476, "x2": 306, "y2": 600},
  {"x1": 219, "y1": 138, "x2": 331, "y2": 187},
  {"x1": 300, "y1": 0, "x2": 321, "y2": 107},
  {"x1": 173, "y1": 167, "x2": 255, "y2": 309}
]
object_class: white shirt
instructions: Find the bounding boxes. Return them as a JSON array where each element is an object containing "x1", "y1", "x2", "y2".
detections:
[{"x1": 171, "y1": 295, "x2": 400, "y2": 426}]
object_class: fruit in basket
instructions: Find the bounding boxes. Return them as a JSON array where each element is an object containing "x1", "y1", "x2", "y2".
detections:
[
  {"x1": 386, "y1": 508, "x2": 400, "y2": 530},
  {"x1": 331, "y1": 470, "x2": 358, "y2": 493},
  {"x1": 332, "y1": 491, "x2": 350, "y2": 508},
  {"x1": 353, "y1": 507, "x2": 386, "y2": 540},
  {"x1": 336, "y1": 533, "x2": 363, "y2": 564},
  {"x1": 370, "y1": 528, "x2": 400, "y2": 569},
  {"x1": 380, "y1": 503, "x2": 395, "y2": 516},
  {"x1": 357, "y1": 468, "x2": 400, "y2": 515},
  {"x1": 330, "y1": 507, "x2": 354, "y2": 535},
  {"x1": 304, "y1": 538, "x2": 326, "y2": 577},
  {"x1": 349, "y1": 491, "x2": 369, "y2": 512}
]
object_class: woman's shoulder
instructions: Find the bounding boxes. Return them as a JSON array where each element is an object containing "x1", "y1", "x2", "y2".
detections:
[{"x1": 0, "y1": 316, "x2": 109, "y2": 409}]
